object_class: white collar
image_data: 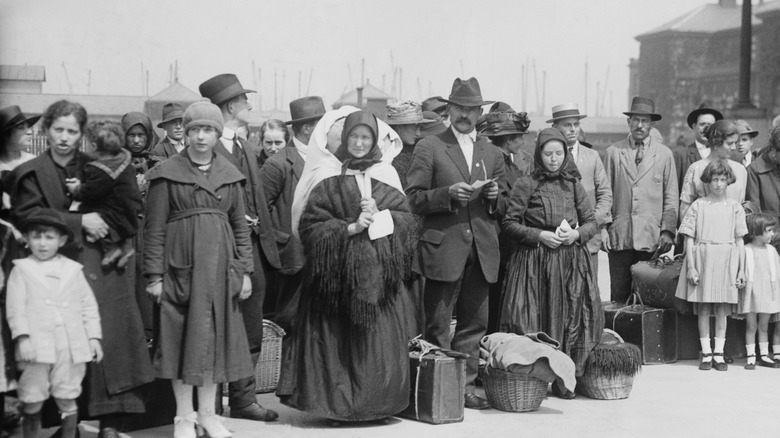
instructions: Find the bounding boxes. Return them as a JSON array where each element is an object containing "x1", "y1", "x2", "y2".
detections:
[
  {"x1": 695, "y1": 140, "x2": 707, "y2": 151},
  {"x1": 292, "y1": 136, "x2": 308, "y2": 161},
  {"x1": 451, "y1": 125, "x2": 476, "y2": 142}
]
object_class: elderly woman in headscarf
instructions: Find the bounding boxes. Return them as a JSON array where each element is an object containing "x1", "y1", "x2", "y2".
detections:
[
  {"x1": 278, "y1": 108, "x2": 416, "y2": 425},
  {"x1": 499, "y1": 128, "x2": 603, "y2": 398}
]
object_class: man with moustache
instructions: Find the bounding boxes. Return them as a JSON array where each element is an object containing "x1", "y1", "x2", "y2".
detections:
[
  {"x1": 151, "y1": 103, "x2": 186, "y2": 161},
  {"x1": 549, "y1": 103, "x2": 612, "y2": 276},
  {"x1": 603, "y1": 97, "x2": 677, "y2": 303},
  {"x1": 406, "y1": 77, "x2": 509, "y2": 410},
  {"x1": 200, "y1": 73, "x2": 281, "y2": 422},
  {"x1": 673, "y1": 104, "x2": 723, "y2": 195}
]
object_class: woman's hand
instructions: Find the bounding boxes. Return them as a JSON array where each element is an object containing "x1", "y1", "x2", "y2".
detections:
[
  {"x1": 558, "y1": 229, "x2": 580, "y2": 246},
  {"x1": 239, "y1": 274, "x2": 252, "y2": 301},
  {"x1": 82, "y1": 213, "x2": 109, "y2": 239},
  {"x1": 348, "y1": 212, "x2": 374, "y2": 235},
  {"x1": 687, "y1": 266, "x2": 699, "y2": 286},
  {"x1": 360, "y1": 198, "x2": 379, "y2": 214},
  {"x1": 90, "y1": 339, "x2": 104, "y2": 363},
  {"x1": 735, "y1": 270, "x2": 746, "y2": 289},
  {"x1": 539, "y1": 231, "x2": 564, "y2": 249},
  {"x1": 15, "y1": 336, "x2": 34, "y2": 362},
  {"x1": 146, "y1": 278, "x2": 162, "y2": 304}
]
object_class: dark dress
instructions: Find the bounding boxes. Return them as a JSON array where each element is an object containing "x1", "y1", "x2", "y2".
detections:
[
  {"x1": 143, "y1": 152, "x2": 254, "y2": 385},
  {"x1": 278, "y1": 176, "x2": 416, "y2": 421},
  {"x1": 499, "y1": 174, "x2": 604, "y2": 375},
  {"x1": 11, "y1": 150, "x2": 154, "y2": 416}
]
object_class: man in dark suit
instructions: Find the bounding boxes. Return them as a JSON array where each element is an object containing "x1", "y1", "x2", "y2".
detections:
[
  {"x1": 200, "y1": 73, "x2": 281, "y2": 421},
  {"x1": 150, "y1": 103, "x2": 186, "y2": 161},
  {"x1": 259, "y1": 96, "x2": 325, "y2": 329},
  {"x1": 406, "y1": 77, "x2": 509, "y2": 410},
  {"x1": 673, "y1": 104, "x2": 723, "y2": 195}
]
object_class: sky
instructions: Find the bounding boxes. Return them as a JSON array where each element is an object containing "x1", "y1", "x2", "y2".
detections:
[{"x1": 0, "y1": 0, "x2": 714, "y2": 117}]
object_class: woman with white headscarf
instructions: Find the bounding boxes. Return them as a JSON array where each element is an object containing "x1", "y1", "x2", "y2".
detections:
[{"x1": 277, "y1": 108, "x2": 416, "y2": 424}]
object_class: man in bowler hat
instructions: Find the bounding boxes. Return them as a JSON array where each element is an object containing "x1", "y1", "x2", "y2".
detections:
[
  {"x1": 603, "y1": 96, "x2": 678, "y2": 302},
  {"x1": 199, "y1": 73, "x2": 281, "y2": 421},
  {"x1": 406, "y1": 77, "x2": 509, "y2": 410},
  {"x1": 151, "y1": 103, "x2": 186, "y2": 161},
  {"x1": 258, "y1": 96, "x2": 325, "y2": 330}
]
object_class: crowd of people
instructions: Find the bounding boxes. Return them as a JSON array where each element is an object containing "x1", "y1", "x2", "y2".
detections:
[{"x1": 1, "y1": 72, "x2": 780, "y2": 436}]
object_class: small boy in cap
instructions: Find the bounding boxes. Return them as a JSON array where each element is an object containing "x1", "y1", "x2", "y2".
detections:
[{"x1": 6, "y1": 211, "x2": 103, "y2": 438}]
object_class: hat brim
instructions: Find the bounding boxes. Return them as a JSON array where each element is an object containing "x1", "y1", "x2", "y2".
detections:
[
  {"x1": 212, "y1": 88, "x2": 256, "y2": 106},
  {"x1": 739, "y1": 130, "x2": 759, "y2": 138},
  {"x1": 439, "y1": 98, "x2": 495, "y2": 107},
  {"x1": 2, "y1": 114, "x2": 41, "y2": 132},
  {"x1": 686, "y1": 108, "x2": 723, "y2": 128},
  {"x1": 22, "y1": 217, "x2": 73, "y2": 240},
  {"x1": 284, "y1": 114, "x2": 324, "y2": 125},
  {"x1": 481, "y1": 128, "x2": 528, "y2": 137},
  {"x1": 386, "y1": 118, "x2": 436, "y2": 126},
  {"x1": 156, "y1": 115, "x2": 184, "y2": 128},
  {"x1": 546, "y1": 114, "x2": 587, "y2": 124},
  {"x1": 623, "y1": 112, "x2": 662, "y2": 122}
]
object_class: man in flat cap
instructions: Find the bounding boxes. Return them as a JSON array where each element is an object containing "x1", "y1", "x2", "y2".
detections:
[
  {"x1": 549, "y1": 103, "x2": 612, "y2": 277},
  {"x1": 673, "y1": 103, "x2": 723, "y2": 195},
  {"x1": 151, "y1": 103, "x2": 186, "y2": 161},
  {"x1": 200, "y1": 73, "x2": 281, "y2": 421},
  {"x1": 603, "y1": 96, "x2": 677, "y2": 303},
  {"x1": 406, "y1": 77, "x2": 509, "y2": 410}
]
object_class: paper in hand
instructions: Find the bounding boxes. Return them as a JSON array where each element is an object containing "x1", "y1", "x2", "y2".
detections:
[
  {"x1": 368, "y1": 209, "x2": 394, "y2": 240},
  {"x1": 470, "y1": 178, "x2": 496, "y2": 190},
  {"x1": 555, "y1": 218, "x2": 572, "y2": 237}
]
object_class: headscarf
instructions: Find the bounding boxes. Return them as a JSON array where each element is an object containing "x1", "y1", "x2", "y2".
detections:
[
  {"x1": 121, "y1": 111, "x2": 158, "y2": 158},
  {"x1": 291, "y1": 105, "x2": 402, "y2": 237},
  {"x1": 531, "y1": 127, "x2": 581, "y2": 182},
  {"x1": 334, "y1": 111, "x2": 382, "y2": 172}
]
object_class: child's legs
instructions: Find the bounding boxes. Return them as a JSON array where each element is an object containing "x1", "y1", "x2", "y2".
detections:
[
  {"x1": 53, "y1": 398, "x2": 77, "y2": 415},
  {"x1": 774, "y1": 320, "x2": 780, "y2": 346},
  {"x1": 713, "y1": 314, "x2": 727, "y2": 339},
  {"x1": 17, "y1": 363, "x2": 53, "y2": 408},
  {"x1": 49, "y1": 329, "x2": 86, "y2": 404},
  {"x1": 697, "y1": 306, "x2": 712, "y2": 339},
  {"x1": 758, "y1": 313, "x2": 771, "y2": 343},
  {"x1": 746, "y1": 313, "x2": 758, "y2": 344}
]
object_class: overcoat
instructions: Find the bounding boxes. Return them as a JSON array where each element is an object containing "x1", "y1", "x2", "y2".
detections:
[
  {"x1": 406, "y1": 128, "x2": 509, "y2": 283},
  {"x1": 603, "y1": 137, "x2": 678, "y2": 252},
  {"x1": 573, "y1": 145, "x2": 612, "y2": 254},
  {"x1": 150, "y1": 136, "x2": 182, "y2": 161},
  {"x1": 746, "y1": 151, "x2": 780, "y2": 216}
]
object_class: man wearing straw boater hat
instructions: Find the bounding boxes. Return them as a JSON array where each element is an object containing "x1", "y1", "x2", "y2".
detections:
[
  {"x1": 386, "y1": 100, "x2": 434, "y2": 188},
  {"x1": 150, "y1": 103, "x2": 186, "y2": 161},
  {"x1": 407, "y1": 77, "x2": 509, "y2": 410},
  {"x1": 259, "y1": 96, "x2": 325, "y2": 329},
  {"x1": 199, "y1": 73, "x2": 281, "y2": 422},
  {"x1": 673, "y1": 103, "x2": 724, "y2": 195},
  {"x1": 549, "y1": 103, "x2": 612, "y2": 276},
  {"x1": 603, "y1": 96, "x2": 678, "y2": 303}
]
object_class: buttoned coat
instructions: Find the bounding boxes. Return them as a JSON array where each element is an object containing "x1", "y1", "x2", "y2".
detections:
[
  {"x1": 406, "y1": 128, "x2": 509, "y2": 283},
  {"x1": 573, "y1": 146, "x2": 613, "y2": 254},
  {"x1": 673, "y1": 143, "x2": 700, "y2": 196},
  {"x1": 604, "y1": 138, "x2": 678, "y2": 252},
  {"x1": 7, "y1": 257, "x2": 102, "y2": 365},
  {"x1": 259, "y1": 144, "x2": 305, "y2": 275}
]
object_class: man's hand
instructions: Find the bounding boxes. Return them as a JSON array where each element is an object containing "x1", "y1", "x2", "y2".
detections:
[
  {"x1": 239, "y1": 274, "x2": 252, "y2": 301},
  {"x1": 449, "y1": 182, "x2": 474, "y2": 203},
  {"x1": 600, "y1": 228, "x2": 611, "y2": 252},
  {"x1": 90, "y1": 339, "x2": 104, "y2": 363},
  {"x1": 657, "y1": 231, "x2": 675, "y2": 255},
  {"x1": 481, "y1": 180, "x2": 498, "y2": 200}
]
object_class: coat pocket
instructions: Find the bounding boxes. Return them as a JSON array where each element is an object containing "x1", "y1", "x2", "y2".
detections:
[
  {"x1": 419, "y1": 228, "x2": 445, "y2": 245},
  {"x1": 164, "y1": 262, "x2": 193, "y2": 305},
  {"x1": 227, "y1": 258, "x2": 245, "y2": 298}
]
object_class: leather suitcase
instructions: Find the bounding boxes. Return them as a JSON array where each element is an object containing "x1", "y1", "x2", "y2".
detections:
[
  {"x1": 604, "y1": 296, "x2": 678, "y2": 364},
  {"x1": 630, "y1": 255, "x2": 693, "y2": 314},
  {"x1": 399, "y1": 350, "x2": 465, "y2": 424}
]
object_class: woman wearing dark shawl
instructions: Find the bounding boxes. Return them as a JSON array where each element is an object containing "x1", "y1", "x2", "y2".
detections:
[
  {"x1": 279, "y1": 110, "x2": 416, "y2": 424},
  {"x1": 499, "y1": 128, "x2": 603, "y2": 398}
]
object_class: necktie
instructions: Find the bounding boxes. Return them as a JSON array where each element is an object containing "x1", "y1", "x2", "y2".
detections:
[
  {"x1": 232, "y1": 138, "x2": 244, "y2": 166},
  {"x1": 568, "y1": 146, "x2": 573, "y2": 156},
  {"x1": 635, "y1": 141, "x2": 644, "y2": 166}
]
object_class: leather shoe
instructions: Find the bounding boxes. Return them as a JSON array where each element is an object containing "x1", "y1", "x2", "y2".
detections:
[
  {"x1": 464, "y1": 393, "x2": 490, "y2": 410},
  {"x1": 229, "y1": 403, "x2": 278, "y2": 421}
]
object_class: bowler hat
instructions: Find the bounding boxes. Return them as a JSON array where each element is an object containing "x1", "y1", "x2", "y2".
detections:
[
  {"x1": 0, "y1": 105, "x2": 40, "y2": 132},
  {"x1": 422, "y1": 97, "x2": 447, "y2": 113},
  {"x1": 623, "y1": 96, "x2": 662, "y2": 121},
  {"x1": 156, "y1": 103, "x2": 185, "y2": 128},
  {"x1": 734, "y1": 119, "x2": 759, "y2": 138},
  {"x1": 440, "y1": 77, "x2": 494, "y2": 107},
  {"x1": 481, "y1": 111, "x2": 531, "y2": 137},
  {"x1": 21, "y1": 210, "x2": 73, "y2": 241},
  {"x1": 385, "y1": 100, "x2": 435, "y2": 125},
  {"x1": 546, "y1": 103, "x2": 587, "y2": 123},
  {"x1": 285, "y1": 96, "x2": 326, "y2": 125},
  {"x1": 420, "y1": 111, "x2": 448, "y2": 137},
  {"x1": 199, "y1": 74, "x2": 255, "y2": 106},
  {"x1": 686, "y1": 103, "x2": 723, "y2": 129}
]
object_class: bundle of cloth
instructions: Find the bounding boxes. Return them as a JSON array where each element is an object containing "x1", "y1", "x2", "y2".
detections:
[{"x1": 480, "y1": 332, "x2": 576, "y2": 393}]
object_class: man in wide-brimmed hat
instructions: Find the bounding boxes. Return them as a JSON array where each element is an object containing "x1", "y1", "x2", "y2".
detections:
[
  {"x1": 735, "y1": 119, "x2": 760, "y2": 167},
  {"x1": 150, "y1": 103, "x2": 186, "y2": 161},
  {"x1": 259, "y1": 95, "x2": 325, "y2": 332},
  {"x1": 200, "y1": 73, "x2": 281, "y2": 422},
  {"x1": 386, "y1": 100, "x2": 434, "y2": 188},
  {"x1": 406, "y1": 77, "x2": 509, "y2": 410},
  {"x1": 549, "y1": 103, "x2": 613, "y2": 278},
  {"x1": 673, "y1": 103, "x2": 724, "y2": 195},
  {"x1": 603, "y1": 96, "x2": 678, "y2": 303}
]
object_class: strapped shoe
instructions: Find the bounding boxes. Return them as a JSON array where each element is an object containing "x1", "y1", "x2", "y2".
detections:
[
  {"x1": 699, "y1": 353, "x2": 713, "y2": 371},
  {"x1": 712, "y1": 353, "x2": 728, "y2": 371},
  {"x1": 758, "y1": 355, "x2": 780, "y2": 368},
  {"x1": 744, "y1": 354, "x2": 756, "y2": 370}
]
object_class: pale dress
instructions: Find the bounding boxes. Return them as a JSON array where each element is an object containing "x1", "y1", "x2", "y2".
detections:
[
  {"x1": 738, "y1": 244, "x2": 780, "y2": 314},
  {"x1": 675, "y1": 198, "x2": 747, "y2": 307}
]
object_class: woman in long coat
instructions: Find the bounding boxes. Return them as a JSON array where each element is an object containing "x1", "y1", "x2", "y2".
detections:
[
  {"x1": 279, "y1": 110, "x2": 416, "y2": 424},
  {"x1": 144, "y1": 101, "x2": 253, "y2": 438},
  {"x1": 10, "y1": 100, "x2": 154, "y2": 437}
]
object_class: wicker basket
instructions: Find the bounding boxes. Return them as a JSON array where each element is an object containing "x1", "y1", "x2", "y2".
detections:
[
  {"x1": 254, "y1": 319, "x2": 286, "y2": 393},
  {"x1": 577, "y1": 373, "x2": 634, "y2": 400},
  {"x1": 576, "y1": 329, "x2": 641, "y2": 400},
  {"x1": 482, "y1": 366, "x2": 548, "y2": 412}
]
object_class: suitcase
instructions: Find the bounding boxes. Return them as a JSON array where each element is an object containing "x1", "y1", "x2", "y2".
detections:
[
  {"x1": 604, "y1": 294, "x2": 678, "y2": 364},
  {"x1": 399, "y1": 350, "x2": 465, "y2": 424},
  {"x1": 630, "y1": 255, "x2": 693, "y2": 314}
]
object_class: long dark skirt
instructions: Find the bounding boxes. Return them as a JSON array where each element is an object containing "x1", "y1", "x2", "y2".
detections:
[{"x1": 498, "y1": 243, "x2": 603, "y2": 375}]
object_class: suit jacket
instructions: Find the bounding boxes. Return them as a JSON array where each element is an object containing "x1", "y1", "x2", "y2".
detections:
[
  {"x1": 406, "y1": 128, "x2": 509, "y2": 283},
  {"x1": 504, "y1": 149, "x2": 533, "y2": 191},
  {"x1": 672, "y1": 143, "x2": 700, "y2": 196},
  {"x1": 604, "y1": 137, "x2": 678, "y2": 252},
  {"x1": 259, "y1": 144, "x2": 305, "y2": 274},
  {"x1": 215, "y1": 137, "x2": 281, "y2": 269},
  {"x1": 150, "y1": 137, "x2": 183, "y2": 161},
  {"x1": 573, "y1": 145, "x2": 613, "y2": 254}
]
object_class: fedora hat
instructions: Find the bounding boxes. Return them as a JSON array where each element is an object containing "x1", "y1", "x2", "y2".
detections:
[
  {"x1": 422, "y1": 96, "x2": 447, "y2": 114},
  {"x1": 0, "y1": 105, "x2": 40, "y2": 132},
  {"x1": 285, "y1": 96, "x2": 326, "y2": 125},
  {"x1": 420, "y1": 111, "x2": 448, "y2": 137},
  {"x1": 21, "y1": 210, "x2": 73, "y2": 241},
  {"x1": 440, "y1": 77, "x2": 494, "y2": 107},
  {"x1": 385, "y1": 100, "x2": 435, "y2": 126},
  {"x1": 623, "y1": 96, "x2": 662, "y2": 121},
  {"x1": 686, "y1": 103, "x2": 723, "y2": 128},
  {"x1": 480, "y1": 111, "x2": 531, "y2": 137},
  {"x1": 156, "y1": 103, "x2": 185, "y2": 128},
  {"x1": 546, "y1": 103, "x2": 587, "y2": 123},
  {"x1": 199, "y1": 73, "x2": 255, "y2": 106}
]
